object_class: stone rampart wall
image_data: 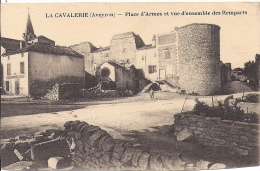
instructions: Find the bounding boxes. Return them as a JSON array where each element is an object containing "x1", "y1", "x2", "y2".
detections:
[{"x1": 174, "y1": 113, "x2": 259, "y2": 157}]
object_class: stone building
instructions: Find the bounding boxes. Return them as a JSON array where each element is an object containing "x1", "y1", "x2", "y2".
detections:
[
  {"x1": 1, "y1": 13, "x2": 85, "y2": 97},
  {"x1": 71, "y1": 23, "x2": 231, "y2": 95},
  {"x1": 220, "y1": 62, "x2": 232, "y2": 84}
]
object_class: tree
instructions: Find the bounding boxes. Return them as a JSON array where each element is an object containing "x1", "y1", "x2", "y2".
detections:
[{"x1": 243, "y1": 60, "x2": 257, "y2": 82}]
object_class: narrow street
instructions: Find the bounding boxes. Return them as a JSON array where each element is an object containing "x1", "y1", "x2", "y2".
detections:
[{"x1": 222, "y1": 81, "x2": 257, "y2": 94}]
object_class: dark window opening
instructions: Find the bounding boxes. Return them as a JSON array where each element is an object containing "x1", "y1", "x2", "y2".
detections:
[
  {"x1": 7, "y1": 64, "x2": 11, "y2": 75},
  {"x1": 148, "y1": 65, "x2": 157, "y2": 74},
  {"x1": 6, "y1": 81, "x2": 9, "y2": 91},
  {"x1": 20, "y1": 62, "x2": 25, "y2": 74},
  {"x1": 163, "y1": 49, "x2": 171, "y2": 59}
]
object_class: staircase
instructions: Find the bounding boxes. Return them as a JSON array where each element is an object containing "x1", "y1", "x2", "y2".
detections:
[{"x1": 156, "y1": 76, "x2": 180, "y2": 92}]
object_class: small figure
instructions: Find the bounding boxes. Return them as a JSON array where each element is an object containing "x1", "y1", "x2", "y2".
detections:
[{"x1": 149, "y1": 88, "x2": 155, "y2": 100}]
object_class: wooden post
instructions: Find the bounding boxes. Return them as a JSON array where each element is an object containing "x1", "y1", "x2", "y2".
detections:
[{"x1": 181, "y1": 97, "x2": 188, "y2": 113}]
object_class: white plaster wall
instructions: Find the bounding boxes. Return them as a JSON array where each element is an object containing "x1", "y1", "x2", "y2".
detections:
[
  {"x1": 29, "y1": 52, "x2": 85, "y2": 81},
  {"x1": 99, "y1": 62, "x2": 115, "y2": 82},
  {"x1": 1, "y1": 52, "x2": 29, "y2": 96},
  {"x1": 136, "y1": 48, "x2": 158, "y2": 81}
]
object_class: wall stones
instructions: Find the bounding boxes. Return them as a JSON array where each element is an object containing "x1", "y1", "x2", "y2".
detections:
[
  {"x1": 178, "y1": 24, "x2": 221, "y2": 95},
  {"x1": 64, "y1": 120, "x2": 188, "y2": 170},
  {"x1": 173, "y1": 113, "x2": 259, "y2": 157}
]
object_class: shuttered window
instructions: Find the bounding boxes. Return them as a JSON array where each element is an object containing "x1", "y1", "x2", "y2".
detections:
[
  {"x1": 7, "y1": 64, "x2": 11, "y2": 75},
  {"x1": 20, "y1": 62, "x2": 25, "y2": 74},
  {"x1": 148, "y1": 65, "x2": 157, "y2": 74},
  {"x1": 6, "y1": 81, "x2": 9, "y2": 91}
]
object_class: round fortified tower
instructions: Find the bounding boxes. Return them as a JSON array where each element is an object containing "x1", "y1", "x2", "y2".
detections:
[{"x1": 177, "y1": 23, "x2": 221, "y2": 95}]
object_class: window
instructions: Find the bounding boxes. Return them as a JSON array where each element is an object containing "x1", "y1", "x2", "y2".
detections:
[
  {"x1": 163, "y1": 49, "x2": 171, "y2": 59},
  {"x1": 6, "y1": 81, "x2": 9, "y2": 91},
  {"x1": 20, "y1": 62, "x2": 25, "y2": 74},
  {"x1": 148, "y1": 65, "x2": 157, "y2": 74},
  {"x1": 7, "y1": 56, "x2": 10, "y2": 60},
  {"x1": 7, "y1": 64, "x2": 11, "y2": 75},
  {"x1": 21, "y1": 53, "x2": 24, "y2": 57},
  {"x1": 105, "y1": 53, "x2": 109, "y2": 57}
]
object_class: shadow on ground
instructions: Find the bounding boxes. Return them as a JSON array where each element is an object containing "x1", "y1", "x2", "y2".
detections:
[
  {"x1": 1, "y1": 102, "x2": 86, "y2": 117},
  {"x1": 118, "y1": 125, "x2": 259, "y2": 169}
]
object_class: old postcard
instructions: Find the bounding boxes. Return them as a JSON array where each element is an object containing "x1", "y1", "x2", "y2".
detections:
[{"x1": 1, "y1": 2, "x2": 260, "y2": 171}]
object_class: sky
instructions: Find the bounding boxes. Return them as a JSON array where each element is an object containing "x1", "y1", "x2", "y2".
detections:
[{"x1": 1, "y1": 2, "x2": 260, "y2": 69}]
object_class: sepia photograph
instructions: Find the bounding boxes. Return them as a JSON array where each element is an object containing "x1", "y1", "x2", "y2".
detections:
[{"x1": 1, "y1": 2, "x2": 260, "y2": 171}]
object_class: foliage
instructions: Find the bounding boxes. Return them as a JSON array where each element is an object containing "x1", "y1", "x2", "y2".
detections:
[
  {"x1": 244, "y1": 93, "x2": 259, "y2": 103},
  {"x1": 193, "y1": 96, "x2": 259, "y2": 124},
  {"x1": 236, "y1": 93, "x2": 259, "y2": 103},
  {"x1": 243, "y1": 60, "x2": 258, "y2": 88}
]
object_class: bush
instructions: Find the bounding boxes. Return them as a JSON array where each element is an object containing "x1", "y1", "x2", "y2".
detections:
[
  {"x1": 193, "y1": 96, "x2": 259, "y2": 124},
  {"x1": 244, "y1": 93, "x2": 259, "y2": 103}
]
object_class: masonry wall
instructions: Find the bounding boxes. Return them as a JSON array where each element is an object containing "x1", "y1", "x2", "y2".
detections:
[
  {"x1": 221, "y1": 62, "x2": 232, "y2": 84},
  {"x1": 110, "y1": 35, "x2": 138, "y2": 67},
  {"x1": 1, "y1": 52, "x2": 29, "y2": 96},
  {"x1": 64, "y1": 120, "x2": 186, "y2": 170},
  {"x1": 28, "y1": 52, "x2": 85, "y2": 96},
  {"x1": 173, "y1": 113, "x2": 259, "y2": 157},
  {"x1": 92, "y1": 50, "x2": 111, "y2": 75},
  {"x1": 70, "y1": 42, "x2": 97, "y2": 75},
  {"x1": 157, "y1": 32, "x2": 178, "y2": 80},
  {"x1": 115, "y1": 67, "x2": 134, "y2": 90},
  {"x1": 178, "y1": 24, "x2": 221, "y2": 95}
]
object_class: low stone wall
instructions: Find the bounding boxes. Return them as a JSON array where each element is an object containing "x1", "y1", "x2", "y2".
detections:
[
  {"x1": 173, "y1": 113, "x2": 259, "y2": 157},
  {"x1": 64, "y1": 121, "x2": 186, "y2": 170},
  {"x1": 237, "y1": 102, "x2": 260, "y2": 114}
]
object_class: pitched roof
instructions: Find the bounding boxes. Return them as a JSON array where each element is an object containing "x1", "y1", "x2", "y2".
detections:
[
  {"x1": 70, "y1": 41, "x2": 98, "y2": 53},
  {"x1": 112, "y1": 32, "x2": 136, "y2": 40},
  {"x1": 1, "y1": 37, "x2": 23, "y2": 52},
  {"x1": 107, "y1": 61, "x2": 125, "y2": 68},
  {"x1": 37, "y1": 35, "x2": 55, "y2": 45},
  {"x1": 93, "y1": 46, "x2": 110, "y2": 53},
  {"x1": 38, "y1": 35, "x2": 54, "y2": 42},
  {"x1": 2, "y1": 42, "x2": 83, "y2": 58},
  {"x1": 138, "y1": 44, "x2": 155, "y2": 50},
  {"x1": 112, "y1": 31, "x2": 145, "y2": 49}
]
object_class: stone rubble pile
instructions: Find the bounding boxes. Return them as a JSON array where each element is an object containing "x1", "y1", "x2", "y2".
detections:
[
  {"x1": 43, "y1": 84, "x2": 59, "y2": 101},
  {"x1": 1, "y1": 129, "x2": 72, "y2": 170}
]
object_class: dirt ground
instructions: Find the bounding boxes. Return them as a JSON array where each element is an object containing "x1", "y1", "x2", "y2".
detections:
[{"x1": 1, "y1": 89, "x2": 259, "y2": 169}]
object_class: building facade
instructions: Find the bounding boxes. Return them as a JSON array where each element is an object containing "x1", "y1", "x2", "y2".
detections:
[
  {"x1": 1, "y1": 13, "x2": 85, "y2": 97},
  {"x1": 71, "y1": 23, "x2": 231, "y2": 95}
]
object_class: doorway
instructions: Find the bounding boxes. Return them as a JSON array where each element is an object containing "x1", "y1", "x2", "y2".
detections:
[
  {"x1": 159, "y1": 69, "x2": 165, "y2": 79},
  {"x1": 15, "y1": 80, "x2": 20, "y2": 95}
]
